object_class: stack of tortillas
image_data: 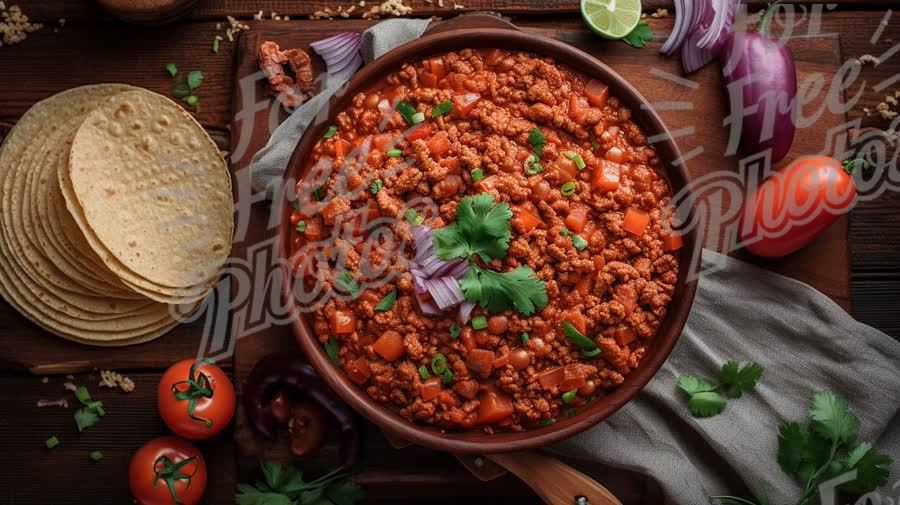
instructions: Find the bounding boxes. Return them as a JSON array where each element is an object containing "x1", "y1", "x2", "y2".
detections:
[{"x1": 0, "y1": 84, "x2": 233, "y2": 346}]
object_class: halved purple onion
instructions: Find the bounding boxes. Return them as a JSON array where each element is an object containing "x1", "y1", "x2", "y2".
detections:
[
  {"x1": 660, "y1": 0, "x2": 694, "y2": 56},
  {"x1": 662, "y1": 0, "x2": 742, "y2": 74},
  {"x1": 697, "y1": 0, "x2": 737, "y2": 52},
  {"x1": 423, "y1": 277, "x2": 466, "y2": 310},
  {"x1": 310, "y1": 32, "x2": 363, "y2": 84}
]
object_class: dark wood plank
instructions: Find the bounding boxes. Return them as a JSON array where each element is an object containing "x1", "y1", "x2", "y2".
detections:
[{"x1": 0, "y1": 371, "x2": 235, "y2": 505}]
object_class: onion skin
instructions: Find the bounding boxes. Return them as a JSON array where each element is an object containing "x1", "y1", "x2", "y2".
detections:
[
  {"x1": 244, "y1": 352, "x2": 360, "y2": 469},
  {"x1": 720, "y1": 8, "x2": 797, "y2": 163}
]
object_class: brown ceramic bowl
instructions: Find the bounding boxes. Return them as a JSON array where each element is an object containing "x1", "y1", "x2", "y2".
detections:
[{"x1": 278, "y1": 28, "x2": 699, "y2": 454}]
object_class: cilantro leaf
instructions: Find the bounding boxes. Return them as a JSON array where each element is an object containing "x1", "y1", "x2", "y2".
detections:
[
  {"x1": 688, "y1": 391, "x2": 727, "y2": 417},
  {"x1": 621, "y1": 21, "x2": 653, "y2": 48},
  {"x1": 810, "y1": 391, "x2": 859, "y2": 444},
  {"x1": 187, "y1": 70, "x2": 204, "y2": 90},
  {"x1": 324, "y1": 480, "x2": 366, "y2": 505},
  {"x1": 324, "y1": 338, "x2": 341, "y2": 366},
  {"x1": 839, "y1": 447, "x2": 892, "y2": 495},
  {"x1": 677, "y1": 375, "x2": 718, "y2": 397},
  {"x1": 335, "y1": 271, "x2": 359, "y2": 296},
  {"x1": 528, "y1": 128, "x2": 546, "y2": 159},
  {"x1": 172, "y1": 80, "x2": 192, "y2": 99},
  {"x1": 777, "y1": 422, "x2": 831, "y2": 479},
  {"x1": 238, "y1": 461, "x2": 364, "y2": 505},
  {"x1": 459, "y1": 264, "x2": 547, "y2": 316},
  {"x1": 165, "y1": 63, "x2": 177, "y2": 77},
  {"x1": 74, "y1": 408, "x2": 99, "y2": 432},
  {"x1": 720, "y1": 361, "x2": 764, "y2": 398},
  {"x1": 235, "y1": 485, "x2": 293, "y2": 505},
  {"x1": 433, "y1": 193, "x2": 512, "y2": 263}
]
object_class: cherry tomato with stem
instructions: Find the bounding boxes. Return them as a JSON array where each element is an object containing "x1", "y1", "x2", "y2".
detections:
[
  {"x1": 129, "y1": 436, "x2": 207, "y2": 505},
  {"x1": 158, "y1": 359, "x2": 235, "y2": 440}
]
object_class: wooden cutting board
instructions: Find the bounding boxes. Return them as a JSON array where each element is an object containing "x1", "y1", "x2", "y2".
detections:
[{"x1": 227, "y1": 14, "x2": 850, "y2": 503}]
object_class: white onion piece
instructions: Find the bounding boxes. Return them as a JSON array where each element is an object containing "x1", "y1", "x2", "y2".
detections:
[{"x1": 660, "y1": 0, "x2": 694, "y2": 56}]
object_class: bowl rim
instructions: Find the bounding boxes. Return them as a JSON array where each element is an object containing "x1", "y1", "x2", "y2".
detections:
[{"x1": 277, "y1": 27, "x2": 699, "y2": 454}]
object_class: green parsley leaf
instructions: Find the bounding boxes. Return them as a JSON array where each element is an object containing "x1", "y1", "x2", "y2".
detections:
[
  {"x1": 459, "y1": 264, "x2": 547, "y2": 316},
  {"x1": 184, "y1": 95, "x2": 199, "y2": 106},
  {"x1": 165, "y1": 63, "x2": 178, "y2": 77},
  {"x1": 237, "y1": 461, "x2": 364, "y2": 505},
  {"x1": 335, "y1": 271, "x2": 360, "y2": 295},
  {"x1": 187, "y1": 70, "x2": 204, "y2": 90},
  {"x1": 677, "y1": 375, "x2": 718, "y2": 397},
  {"x1": 374, "y1": 290, "x2": 397, "y2": 311},
  {"x1": 562, "y1": 321, "x2": 600, "y2": 357},
  {"x1": 432, "y1": 101, "x2": 453, "y2": 117},
  {"x1": 324, "y1": 338, "x2": 341, "y2": 366},
  {"x1": 324, "y1": 479, "x2": 367, "y2": 505},
  {"x1": 449, "y1": 323, "x2": 461, "y2": 338},
  {"x1": 720, "y1": 361, "x2": 764, "y2": 398},
  {"x1": 370, "y1": 179, "x2": 383, "y2": 195},
  {"x1": 432, "y1": 193, "x2": 512, "y2": 263},
  {"x1": 73, "y1": 386, "x2": 105, "y2": 431},
  {"x1": 621, "y1": 20, "x2": 653, "y2": 48},
  {"x1": 688, "y1": 391, "x2": 727, "y2": 417},
  {"x1": 528, "y1": 128, "x2": 546, "y2": 159},
  {"x1": 172, "y1": 80, "x2": 191, "y2": 99},
  {"x1": 810, "y1": 391, "x2": 860, "y2": 444},
  {"x1": 213, "y1": 37, "x2": 220, "y2": 53}
]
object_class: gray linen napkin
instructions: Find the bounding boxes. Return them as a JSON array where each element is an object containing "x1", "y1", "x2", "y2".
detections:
[{"x1": 248, "y1": 19, "x2": 900, "y2": 504}]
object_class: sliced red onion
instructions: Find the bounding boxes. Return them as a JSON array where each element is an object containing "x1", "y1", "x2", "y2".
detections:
[
  {"x1": 423, "y1": 276, "x2": 466, "y2": 310},
  {"x1": 663, "y1": 0, "x2": 742, "y2": 74},
  {"x1": 310, "y1": 32, "x2": 363, "y2": 85},
  {"x1": 697, "y1": 0, "x2": 737, "y2": 52},
  {"x1": 458, "y1": 301, "x2": 475, "y2": 325},
  {"x1": 682, "y1": 33, "x2": 716, "y2": 74},
  {"x1": 660, "y1": 0, "x2": 694, "y2": 56},
  {"x1": 414, "y1": 291, "x2": 441, "y2": 315}
]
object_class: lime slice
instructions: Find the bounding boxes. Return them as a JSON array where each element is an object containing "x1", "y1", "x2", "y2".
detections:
[{"x1": 580, "y1": 0, "x2": 643, "y2": 40}]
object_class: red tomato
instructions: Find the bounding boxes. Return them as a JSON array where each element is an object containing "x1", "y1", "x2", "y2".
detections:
[
  {"x1": 584, "y1": 79, "x2": 609, "y2": 108},
  {"x1": 476, "y1": 388, "x2": 514, "y2": 425},
  {"x1": 623, "y1": 207, "x2": 650, "y2": 236},
  {"x1": 129, "y1": 437, "x2": 207, "y2": 505},
  {"x1": 740, "y1": 156, "x2": 858, "y2": 257},
  {"x1": 158, "y1": 360, "x2": 235, "y2": 440}
]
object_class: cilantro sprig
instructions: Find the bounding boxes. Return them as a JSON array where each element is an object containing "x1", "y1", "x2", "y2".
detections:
[
  {"x1": 622, "y1": 21, "x2": 653, "y2": 48},
  {"x1": 166, "y1": 65, "x2": 204, "y2": 109},
  {"x1": 433, "y1": 194, "x2": 547, "y2": 316},
  {"x1": 73, "y1": 385, "x2": 105, "y2": 432},
  {"x1": 235, "y1": 460, "x2": 364, "y2": 505},
  {"x1": 714, "y1": 392, "x2": 893, "y2": 505},
  {"x1": 677, "y1": 361, "x2": 763, "y2": 417}
]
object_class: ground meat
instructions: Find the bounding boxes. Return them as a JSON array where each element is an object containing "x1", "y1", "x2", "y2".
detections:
[{"x1": 290, "y1": 48, "x2": 680, "y2": 434}]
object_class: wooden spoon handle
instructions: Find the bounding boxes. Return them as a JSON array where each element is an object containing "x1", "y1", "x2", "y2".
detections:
[{"x1": 487, "y1": 452, "x2": 623, "y2": 505}]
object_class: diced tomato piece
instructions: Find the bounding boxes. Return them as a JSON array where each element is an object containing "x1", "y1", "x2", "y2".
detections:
[
  {"x1": 405, "y1": 122, "x2": 432, "y2": 142},
  {"x1": 441, "y1": 157, "x2": 460, "y2": 171},
  {"x1": 493, "y1": 354, "x2": 509, "y2": 369},
  {"x1": 426, "y1": 131, "x2": 452, "y2": 156},
  {"x1": 613, "y1": 285, "x2": 638, "y2": 315},
  {"x1": 565, "y1": 207, "x2": 588, "y2": 233},
  {"x1": 558, "y1": 365, "x2": 586, "y2": 391},
  {"x1": 304, "y1": 219, "x2": 323, "y2": 241},
  {"x1": 623, "y1": 207, "x2": 650, "y2": 236},
  {"x1": 662, "y1": 233, "x2": 684, "y2": 251},
  {"x1": 537, "y1": 366, "x2": 564, "y2": 390},
  {"x1": 333, "y1": 138, "x2": 351, "y2": 158},
  {"x1": 428, "y1": 57, "x2": 447, "y2": 80},
  {"x1": 420, "y1": 71, "x2": 438, "y2": 88},
  {"x1": 592, "y1": 254, "x2": 606, "y2": 271},
  {"x1": 459, "y1": 326, "x2": 476, "y2": 353},
  {"x1": 564, "y1": 311, "x2": 587, "y2": 335},
  {"x1": 475, "y1": 175, "x2": 498, "y2": 192},
  {"x1": 373, "y1": 133, "x2": 395, "y2": 151},
  {"x1": 511, "y1": 204, "x2": 543, "y2": 233},
  {"x1": 345, "y1": 356, "x2": 370, "y2": 385},
  {"x1": 452, "y1": 93, "x2": 481, "y2": 118},
  {"x1": 372, "y1": 330, "x2": 405, "y2": 362},
  {"x1": 483, "y1": 48, "x2": 504, "y2": 66},
  {"x1": 585, "y1": 79, "x2": 609, "y2": 108},
  {"x1": 291, "y1": 251, "x2": 315, "y2": 278},
  {"x1": 476, "y1": 389, "x2": 514, "y2": 425},
  {"x1": 418, "y1": 376, "x2": 442, "y2": 402},
  {"x1": 615, "y1": 327, "x2": 637, "y2": 346},
  {"x1": 331, "y1": 310, "x2": 356, "y2": 334},
  {"x1": 353, "y1": 134, "x2": 372, "y2": 148},
  {"x1": 554, "y1": 156, "x2": 578, "y2": 182},
  {"x1": 466, "y1": 348, "x2": 495, "y2": 378},
  {"x1": 592, "y1": 160, "x2": 620, "y2": 193}
]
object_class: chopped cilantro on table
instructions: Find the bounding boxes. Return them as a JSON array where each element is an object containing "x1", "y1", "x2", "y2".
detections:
[
  {"x1": 621, "y1": 21, "x2": 653, "y2": 48},
  {"x1": 73, "y1": 385, "x2": 105, "y2": 432},
  {"x1": 235, "y1": 460, "x2": 364, "y2": 505},
  {"x1": 187, "y1": 70, "x2": 204, "y2": 90},
  {"x1": 212, "y1": 37, "x2": 220, "y2": 53},
  {"x1": 677, "y1": 361, "x2": 762, "y2": 418},
  {"x1": 165, "y1": 63, "x2": 178, "y2": 77},
  {"x1": 719, "y1": 360, "x2": 765, "y2": 398}
]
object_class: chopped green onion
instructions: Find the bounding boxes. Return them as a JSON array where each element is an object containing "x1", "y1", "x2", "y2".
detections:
[
  {"x1": 441, "y1": 369, "x2": 453, "y2": 385},
  {"x1": 471, "y1": 168, "x2": 484, "y2": 182},
  {"x1": 75, "y1": 386, "x2": 91, "y2": 404},
  {"x1": 563, "y1": 407, "x2": 578, "y2": 417},
  {"x1": 418, "y1": 365, "x2": 430, "y2": 380},
  {"x1": 405, "y1": 208, "x2": 424, "y2": 224},
  {"x1": 562, "y1": 390, "x2": 578, "y2": 404},
  {"x1": 449, "y1": 323, "x2": 461, "y2": 339},
  {"x1": 387, "y1": 148, "x2": 403, "y2": 157},
  {"x1": 582, "y1": 348, "x2": 602, "y2": 357},
  {"x1": 561, "y1": 229, "x2": 570, "y2": 237},
  {"x1": 432, "y1": 101, "x2": 453, "y2": 117},
  {"x1": 187, "y1": 71, "x2": 204, "y2": 90},
  {"x1": 564, "y1": 151, "x2": 586, "y2": 170},
  {"x1": 324, "y1": 338, "x2": 341, "y2": 366},
  {"x1": 528, "y1": 162, "x2": 544, "y2": 175},
  {"x1": 540, "y1": 418, "x2": 556, "y2": 427},
  {"x1": 336, "y1": 271, "x2": 359, "y2": 295},
  {"x1": 411, "y1": 112, "x2": 426, "y2": 124},
  {"x1": 563, "y1": 321, "x2": 601, "y2": 357},
  {"x1": 296, "y1": 220, "x2": 307, "y2": 233},
  {"x1": 561, "y1": 181, "x2": 577, "y2": 197},
  {"x1": 46, "y1": 436, "x2": 60, "y2": 449},
  {"x1": 212, "y1": 37, "x2": 219, "y2": 53},
  {"x1": 375, "y1": 290, "x2": 397, "y2": 311},
  {"x1": 396, "y1": 101, "x2": 418, "y2": 125},
  {"x1": 431, "y1": 353, "x2": 448, "y2": 375},
  {"x1": 323, "y1": 125, "x2": 337, "y2": 139},
  {"x1": 89, "y1": 451, "x2": 103, "y2": 462},
  {"x1": 370, "y1": 179, "x2": 383, "y2": 195},
  {"x1": 571, "y1": 235, "x2": 588, "y2": 251},
  {"x1": 472, "y1": 316, "x2": 488, "y2": 330},
  {"x1": 521, "y1": 332, "x2": 530, "y2": 345}
]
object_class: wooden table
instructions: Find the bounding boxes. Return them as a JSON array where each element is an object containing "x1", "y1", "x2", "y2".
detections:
[{"x1": 1, "y1": 2, "x2": 898, "y2": 504}]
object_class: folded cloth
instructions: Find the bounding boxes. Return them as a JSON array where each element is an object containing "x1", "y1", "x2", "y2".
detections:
[
  {"x1": 249, "y1": 18, "x2": 431, "y2": 198},
  {"x1": 248, "y1": 18, "x2": 900, "y2": 504},
  {"x1": 548, "y1": 249, "x2": 900, "y2": 505}
]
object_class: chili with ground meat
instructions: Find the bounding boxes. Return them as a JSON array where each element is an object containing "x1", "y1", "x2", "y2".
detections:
[{"x1": 289, "y1": 49, "x2": 681, "y2": 433}]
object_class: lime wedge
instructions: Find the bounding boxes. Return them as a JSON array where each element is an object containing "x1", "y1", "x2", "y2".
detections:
[{"x1": 580, "y1": 0, "x2": 643, "y2": 40}]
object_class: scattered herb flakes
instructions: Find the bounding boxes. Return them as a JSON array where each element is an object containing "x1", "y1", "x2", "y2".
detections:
[
  {"x1": 396, "y1": 100, "x2": 418, "y2": 125},
  {"x1": 521, "y1": 332, "x2": 529, "y2": 345},
  {"x1": 236, "y1": 460, "x2": 365, "y2": 505},
  {"x1": 72, "y1": 386, "x2": 105, "y2": 432},
  {"x1": 374, "y1": 290, "x2": 397, "y2": 312},
  {"x1": 323, "y1": 125, "x2": 338, "y2": 139},
  {"x1": 471, "y1": 168, "x2": 484, "y2": 182},
  {"x1": 719, "y1": 361, "x2": 764, "y2": 398},
  {"x1": 165, "y1": 63, "x2": 178, "y2": 77},
  {"x1": 335, "y1": 271, "x2": 360, "y2": 295},
  {"x1": 563, "y1": 407, "x2": 578, "y2": 418},
  {"x1": 540, "y1": 418, "x2": 556, "y2": 427},
  {"x1": 418, "y1": 365, "x2": 430, "y2": 380},
  {"x1": 387, "y1": 148, "x2": 402, "y2": 157},
  {"x1": 432, "y1": 100, "x2": 453, "y2": 117},
  {"x1": 449, "y1": 323, "x2": 461, "y2": 339},
  {"x1": 441, "y1": 369, "x2": 453, "y2": 385},
  {"x1": 405, "y1": 208, "x2": 424, "y2": 225},
  {"x1": 324, "y1": 338, "x2": 341, "y2": 366},
  {"x1": 292, "y1": 200, "x2": 301, "y2": 210},
  {"x1": 172, "y1": 81, "x2": 192, "y2": 99},
  {"x1": 187, "y1": 70, "x2": 204, "y2": 90},
  {"x1": 622, "y1": 20, "x2": 653, "y2": 48},
  {"x1": 562, "y1": 390, "x2": 577, "y2": 404},
  {"x1": 571, "y1": 234, "x2": 588, "y2": 251},
  {"x1": 45, "y1": 436, "x2": 60, "y2": 449},
  {"x1": 296, "y1": 220, "x2": 307, "y2": 233},
  {"x1": 678, "y1": 362, "x2": 763, "y2": 418},
  {"x1": 370, "y1": 179, "x2": 383, "y2": 195},
  {"x1": 471, "y1": 315, "x2": 488, "y2": 330}
]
